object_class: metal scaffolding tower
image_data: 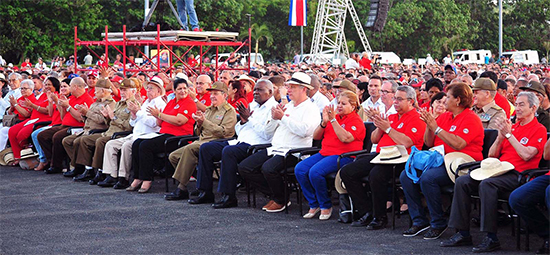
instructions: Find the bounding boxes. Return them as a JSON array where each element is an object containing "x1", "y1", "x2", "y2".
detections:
[{"x1": 310, "y1": 0, "x2": 372, "y2": 63}]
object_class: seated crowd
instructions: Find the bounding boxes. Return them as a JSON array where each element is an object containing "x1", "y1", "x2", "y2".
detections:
[{"x1": 0, "y1": 59, "x2": 549, "y2": 254}]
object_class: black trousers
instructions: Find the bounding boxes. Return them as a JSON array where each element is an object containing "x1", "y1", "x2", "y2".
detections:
[
  {"x1": 131, "y1": 133, "x2": 172, "y2": 181},
  {"x1": 36, "y1": 125, "x2": 71, "y2": 169},
  {"x1": 339, "y1": 154, "x2": 405, "y2": 218},
  {"x1": 449, "y1": 171, "x2": 520, "y2": 234},
  {"x1": 238, "y1": 150, "x2": 297, "y2": 205}
]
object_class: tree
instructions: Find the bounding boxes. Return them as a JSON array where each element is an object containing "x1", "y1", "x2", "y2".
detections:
[{"x1": 249, "y1": 24, "x2": 273, "y2": 62}]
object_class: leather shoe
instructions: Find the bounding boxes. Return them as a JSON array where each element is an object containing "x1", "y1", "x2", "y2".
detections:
[
  {"x1": 188, "y1": 191, "x2": 214, "y2": 204},
  {"x1": 113, "y1": 178, "x2": 130, "y2": 190},
  {"x1": 536, "y1": 240, "x2": 549, "y2": 254},
  {"x1": 440, "y1": 232, "x2": 473, "y2": 247},
  {"x1": 89, "y1": 171, "x2": 105, "y2": 185},
  {"x1": 212, "y1": 194, "x2": 238, "y2": 209},
  {"x1": 351, "y1": 213, "x2": 373, "y2": 227},
  {"x1": 63, "y1": 165, "x2": 84, "y2": 177},
  {"x1": 73, "y1": 168, "x2": 94, "y2": 182},
  {"x1": 366, "y1": 216, "x2": 387, "y2": 230},
  {"x1": 97, "y1": 176, "x2": 117, "y2": 187},
  {"x1": 44, "y1": 167, "x2": 62, "y2": 174},
  {"x1": 472, "y1": 236, "x2": 500, "y2": 253},
  {"x1": 164, "y1": 188, "x2": 189, "y2": 201},
  {"x1": 190, "y1": 190, "x2": 201, "y2": 196}
]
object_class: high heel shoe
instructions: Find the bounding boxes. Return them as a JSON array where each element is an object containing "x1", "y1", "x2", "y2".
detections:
[
  {"x1": 303, "y1": 208, "x2": 321, "y2": 219},
  {"x1": 319, "y1": 208, "x2": 333, "y2": 221},
  {"x1": 126, "y1": 180, "x2": 142, "y2": 192},
  {"x1": 138, "y1": 181, "x2": 152, "y2": 193}
]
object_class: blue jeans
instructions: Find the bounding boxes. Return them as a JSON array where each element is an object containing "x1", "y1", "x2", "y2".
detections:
[
  {"x1": 31, "y1": 126, "x2": 50, "y2": 163},
  {"x1": 176, "y1": 0, "x2": 199, "y2": 30},
  {"x1": 295, "y1": 153, "x2": 353, "y2": 209},
  {"x1": 509, "y1": 175, "x2": 550, "y2": 238},
  {"x1": 400, "y1": 164, "x2": 453, "y2": 228}
]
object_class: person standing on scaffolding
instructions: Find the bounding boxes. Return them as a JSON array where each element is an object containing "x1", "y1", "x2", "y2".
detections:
[{"x1": 177, "y1": 0, "x2": 200, "y2": 31}]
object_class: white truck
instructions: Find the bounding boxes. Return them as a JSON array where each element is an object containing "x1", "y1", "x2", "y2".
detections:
[
  {"x1": 452, "y1": 49, "x2": 491, "y2": 65},
  {"x1": 501, "y1": 50, "x2": 540, "y2": 65}
]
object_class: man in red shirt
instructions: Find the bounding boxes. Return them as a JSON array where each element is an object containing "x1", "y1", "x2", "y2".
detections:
[
  {"x1": 86, "y1": 70, "x2": 98, "y2": 96},
  {"x1": 340, "y1": 86, "x2": 426, "y2": 230},
  {"x1": 37, "y1": 77, "x2": 94, "y2": 174},
  {"x1": 443, "y1": 91, "x2": 547, "y2": 252},
  {"x1": 188, "y1": 74, "x2": 212, "y2": 112}
]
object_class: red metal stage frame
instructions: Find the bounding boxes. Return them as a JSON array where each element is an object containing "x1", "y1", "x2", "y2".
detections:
[{"x1": 74, "y1": 25, "x2": 251, "y2": 80}]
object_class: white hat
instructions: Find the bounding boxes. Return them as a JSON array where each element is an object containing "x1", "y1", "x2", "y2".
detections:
[
  {"x1": 148, "y1": 76, "x2": 165, "y2": 96},
  {"x1": 19, "y1": 148, "x2": 38, "y2": 160},
  {"x1": 470, "y1": 158, "x2": 515, "y2": 181},
  {"x1": 334, "y1": 171, "x2": 347, "y2": 194},
  {"x1": 175, "y1": 72, "x2": 189, "y2": 83},
  {"x1": 444, "y1": 152, "x2": 475, "y2": 183},
  {"x1": 237, "y1": 75, "x2": 256, "y2": 86},
  {"x1": 0, "y1": 148, "x2": 14, "y2": 166},
  {"x1": 371, "y1": 145, "x2": 409, "y2": 164},
  {"x1": 286, "y1": 72, "x2": 313, "y2": 90}
]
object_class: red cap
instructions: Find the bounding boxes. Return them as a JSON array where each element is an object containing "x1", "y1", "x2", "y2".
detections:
[
  {"x1": 110, "y1": 76, "x2": 123, "y2": 83},
  {"x1": 410, "y1": 80, "x2": 423, "y2": 88},
  {"x1": 88, "y1": 70, "x2": 99, "y2": 78}
]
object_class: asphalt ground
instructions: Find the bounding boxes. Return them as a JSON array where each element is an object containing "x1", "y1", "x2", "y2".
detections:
[{"x1": 0, "y1": 165, "x2": 543, "y2": 254}]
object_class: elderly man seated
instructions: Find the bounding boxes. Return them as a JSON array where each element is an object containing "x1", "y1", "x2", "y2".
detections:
[
  {"x1": 61, "y1": 78, "x2": 116, "y2": 179},
  {"x1": 441, "y1": 91, "x2": 547, "y2": 253},
  {"x1": 181, "y1": 80, "x2": 278, "y2": 208},
  {"x1": 472, "y1": 78, "x2": 506, "y2": 129},
  {"x1": 66, "y1": 78, "x2": 138, "y2": 182},
  {"x1": 96, "y1": 77, "x2": 167, "y2": 188}
]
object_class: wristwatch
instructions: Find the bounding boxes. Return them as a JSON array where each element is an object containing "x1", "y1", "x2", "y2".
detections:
[
  {"x1": 330, "y1": 118, "x2": 337, "y2": 123},
  {"x1": 505, "y1": 133, "x2": 512, "y2": 139},
  {"x1": 385, "y1": 127, "x2": 392, "y2": 134},
  {"x1": 193, "y1": 98, "x2": 199, "y2": 103}
]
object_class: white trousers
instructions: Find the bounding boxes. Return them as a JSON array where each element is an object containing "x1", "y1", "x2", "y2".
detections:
[{"x1": 102, "y1": 135, "x2": 136, "y2": 179}]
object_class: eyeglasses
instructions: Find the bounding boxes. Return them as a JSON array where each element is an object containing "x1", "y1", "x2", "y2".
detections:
[
  {"x1": 196, "y1": 82, "x2": 208, "y2": 85},
  {"x1": 419, "y1": 89, "x2": 426, "y2": 92},
  {"x1": 380, "y1": 90, "x2": 394, "y2": 95},
  {"x1": 9, "y1": 79, "x2": 17, "y2": 82},
  {"x1": 20, "y1": 87, "x2": 32, "y2": 90},
  {"x1": 392, "y1": 97, "x2": 411, "y2": 102}
]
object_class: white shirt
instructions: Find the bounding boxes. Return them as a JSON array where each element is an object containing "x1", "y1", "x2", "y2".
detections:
[
  {"x1": 129, "y1": 96, "x2": 166, "y2": 136},
  {"x1": 0, "y1": 87, "x2": 22, "y2": 118},
  {"x1": 383, "y1": 105, "x2": 397, "y2": 117},
  {"x1": 235, "y1": 97, "x2": 279, "y2": 145},
  {"x1": 269, "y1": 98, "x2": 320, "y2": 149},
  {"x1": 35, "y1": 62, "x2": 48, "y2": 70},
  {"x1": 83, "y1": 55, "x2": 93, "y2": 65},
  {"x1": 443, "y1": 57, "x2": 452, "y2": 64},
  {"x1": 345, "y1": 58, "x2": 360, "y2": 69},
  {"x1": 361, "y1": 96, "x2": 383, "y2": 111},
  {"x1": 310, "y1": 91, "x2": 330, "y2": 113}
]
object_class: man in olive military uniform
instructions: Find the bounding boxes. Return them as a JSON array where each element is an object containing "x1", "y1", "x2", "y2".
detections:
[
  {"x1": 73, "y1": 78, "x2": 139, "y2": 181},
  {"x1": 472, "y1": 78, "x2": 506, "y2": 129},
  {"x1": 167, "y1": 81, "x2": 237, "y2": 202},
  {"x1": 62, "y1": 78, "x2": 116, "y2": 179},
  {"x1": 519, "y1": 81, "x2": 550, "y2": 131}
]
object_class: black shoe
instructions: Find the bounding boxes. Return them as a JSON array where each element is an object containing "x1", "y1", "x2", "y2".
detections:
[
  {"x1": 73, "y1": 168, "x2": 93, "y2": 182},
  {"x1": 188, "y1": 191, "x2": 215, "y2": 204},
  {"x1": 89, "y1": 171, "x2": 105, "y2": 185},
  {"x1": 164, "y1": 188, "x2": 189, "y2": 201},
  {"x1": 472, "y1": 236, "x2": 500, "y2": 253},
  {"x1": 351, "y1": 213, "x2": 373, "y2": 227},
  {"x1": 212, "y1": 194, "x2": 238, "y2": 209},
  {"x1": 440, "y1": 232, "x2": 473, "y2": 247},
  {"x1": 190, "y1": 189, "x2": 201, "y2": 196},
  {"x1": 366, "y1": 216, "x2": 387, "y2": 230},
  {"x1": 403, "y1": 224, "x2": 430, "y2": 237},
  {"x1": 423, "y1": 226, "x2": 447, "y2": 240},
  {"x1": 63, "y1": 165, "x2": 84, "y2": 177},
  {"x1": 97, "y1": 176, "x2": 117, "y2": 187},
  {"x1": 44, "y1": 167, "x2": 62, "y2": 174},
  {"x1": 536, "y1": 240, "x2": 549, "y2": 254},
  {"x1": 113, "y1": 178, "x2": 130, "y2": 190}
]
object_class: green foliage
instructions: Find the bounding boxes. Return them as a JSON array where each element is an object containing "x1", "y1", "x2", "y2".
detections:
[{"x1": 0, "y1": 0, "x2": 548, "y2": 63}]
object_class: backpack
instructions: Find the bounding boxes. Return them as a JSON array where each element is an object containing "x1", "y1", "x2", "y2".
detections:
[{"x1": 405, "y1": 146, "x2": 444, "y2": 183}]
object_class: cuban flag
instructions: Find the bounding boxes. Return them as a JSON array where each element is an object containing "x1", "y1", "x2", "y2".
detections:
[{"x1": 289, "y1": 0, "x2": 307, "y2": 26}]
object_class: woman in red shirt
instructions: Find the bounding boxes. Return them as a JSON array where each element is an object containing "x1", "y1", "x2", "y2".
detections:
[
  {"x1": 9, "y1": 77, "x2": 59, "y2": 164},
  {"x1": 400, "y1": 82, "x2": 484, "y2": 239},
  {"x1": 295, "y1": 91, "x2": 366, "y2": 220},
  {"x1": 32, "y1": 78, "x2": 67, "y2": 171},
  {"x1": 127, "y1": 78, "x2": 197, "y2": 193},
  {"x1": 227, "y1": 80, "x2": 248, "y2": 109}
]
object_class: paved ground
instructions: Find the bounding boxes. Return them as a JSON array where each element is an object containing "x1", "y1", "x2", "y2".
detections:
[{"x1": 0, "y1": 166, "x2": 543, "y2": 254}]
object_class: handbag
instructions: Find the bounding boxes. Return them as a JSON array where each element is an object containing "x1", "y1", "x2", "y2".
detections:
[
  {"x1": 2, "y1": 114, "x2": 18, "y2": 127},
  {"x1": 404, "y1": 146, "x2": 444, "y2": 183}
]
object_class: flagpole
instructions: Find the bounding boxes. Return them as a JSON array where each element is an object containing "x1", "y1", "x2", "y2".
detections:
[{"x1": 300, "y1": 26, "x2": 304, "y2": 63}]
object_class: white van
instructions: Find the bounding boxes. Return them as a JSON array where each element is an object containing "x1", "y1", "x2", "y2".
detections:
[
  {"x1": 371, "y1": 52, "x2": 401, "y2": 64},
  {"x1": 452, "y1": 49, "x2": 491, "y2": 65},
  {"x1": 501, "y1": 50, "x2": 540, "y2": 65}
]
